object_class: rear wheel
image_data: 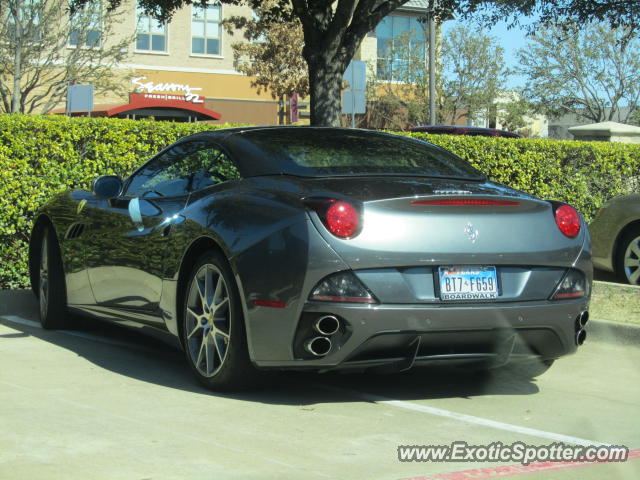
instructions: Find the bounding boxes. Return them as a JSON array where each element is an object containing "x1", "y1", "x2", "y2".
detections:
[
  {"x1": 37, "y1": 227, "x2": 70, "y2": 329},
  {"x1": 616, "y1": 227, "x2": 640, "y2": 285},
  {"x1": 182, "y1": 251, "x2": 257, "y2": 390}
]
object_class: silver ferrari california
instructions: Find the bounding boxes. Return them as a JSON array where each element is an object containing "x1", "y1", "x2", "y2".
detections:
[{"x1": 29, "y1": 127, "x2": 592, "y2": 390}]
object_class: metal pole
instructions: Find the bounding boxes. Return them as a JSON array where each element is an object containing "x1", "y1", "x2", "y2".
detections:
[
  {"x1": 351, "y1": 93, "x2": 356, "y2": 129},
  {"x1": 428, "y1": 11, "x2": 436, "y2": 125},
  {"x1": 278, "y1": 96, "x2": 285, "y2": 125}
]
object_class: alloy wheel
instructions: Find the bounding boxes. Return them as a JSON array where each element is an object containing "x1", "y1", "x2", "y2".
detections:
[
  {"x1": 39, "y1": 233, "x2": 49, "y2": 319},
  {"x1": 185, "y1": 263, "x2": 231, "y2": 377},
  {"x1": 623, "y1": 234, "x2": 640, "y2": 285}
]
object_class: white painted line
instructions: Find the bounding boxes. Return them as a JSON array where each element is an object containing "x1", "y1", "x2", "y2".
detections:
[
  {"x1": 2, "y1": 315, "x2": 609, "y2": 449},
  {"x1": 312, "y1": 384, "x2": 610, "y2": 447},
  {"x1": 0, "y1": 315, "x2": 150, "y2": 351}
]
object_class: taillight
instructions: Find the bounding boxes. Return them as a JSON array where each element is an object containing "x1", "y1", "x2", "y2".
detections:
[
  {"x1": 326, "y1": 201, "x2": 359, "y2": 238},
  {"x1": 552, "y1": 203, "x2": 581, "y2": 238},
  {"x1": 304, "y1": 198, "x2": 362, "y2": 239}
]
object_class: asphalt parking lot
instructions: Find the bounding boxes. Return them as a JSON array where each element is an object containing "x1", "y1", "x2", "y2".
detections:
[{"x1": 1, "y1": 290, "x2": 639, "y2": 480}]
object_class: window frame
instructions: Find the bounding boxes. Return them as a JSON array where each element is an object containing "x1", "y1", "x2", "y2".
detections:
[
  {"x1": 122, "y1": 140, "x2": 241, "y2": 199},
  {"x1": 68, "y1": 0, "x2": 103, "y2": 48},
  {"x1": 6, "y1": 0, "x2": 43, "y2": 44},
  {"x1": 135, "y1": 4, "x2": 168, "y2": 54},
  {"x1": 375, "y1": 14, "x2": 427, "y2": 81},
  {"x1": 190, "y1": 1, "x2": 222, "y2": 57}
]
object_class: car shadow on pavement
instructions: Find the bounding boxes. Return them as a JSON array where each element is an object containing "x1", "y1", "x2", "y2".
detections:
[{"x1": 1, "y1": 305, "x2": 540, "y2": 406}]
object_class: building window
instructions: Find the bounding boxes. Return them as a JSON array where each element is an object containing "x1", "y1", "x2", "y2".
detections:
[
  {"x1": 376, "y1": 15, "x2": 426, "y2": 80},
  {"x1": 6, "y1": 0, "x2": 42, "y2": 42},
  {"x1": 69, "y1": 1, "x2": 102, "y2": 47},
  {"x1": 136, "y1": 5, "x2": 166, "y2": 52},
  {"x1": 191, "y1": 2, "x2": 221, "y2": 55}
]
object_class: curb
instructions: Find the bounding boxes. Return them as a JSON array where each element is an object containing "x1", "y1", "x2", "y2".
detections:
[
  {"x1": 587, "y1": 319, "x2": 640, "y2": 346},
  {"x1": 593, "y1": 279, "x2": 640, "y2": 291}
]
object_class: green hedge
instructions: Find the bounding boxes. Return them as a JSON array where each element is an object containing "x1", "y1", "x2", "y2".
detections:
[
  {"x1": 403, "y1": 132, "x2": 640, "y2": 220},
  {"x1": 0, "y1": 115, "x2": 240, "y2": 289},
  {"x1": 1, "y1": 115, "x2": 639, "y2": 289}
]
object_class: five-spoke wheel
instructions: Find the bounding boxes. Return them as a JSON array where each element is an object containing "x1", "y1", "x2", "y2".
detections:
[
  {"x1": 182, "y1": 251, "x2": 256, "y2": 390},
  {"x1": 620, "y1": 230, "x2": 640, "y2": 285},
  {"x1": 185, "y1": 263, "x2": 232, "y2": 377},
  {"x1": 39, "y1": 231, "x2": 50, "y2": 321},
  {"x1": 617, "y1": 227, "x2": 640, "y2": 285}
]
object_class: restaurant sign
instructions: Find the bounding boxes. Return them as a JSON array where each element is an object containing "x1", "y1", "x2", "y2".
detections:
[{"x1": 131, "y1": 76, "x2": 204, "y2": 104}]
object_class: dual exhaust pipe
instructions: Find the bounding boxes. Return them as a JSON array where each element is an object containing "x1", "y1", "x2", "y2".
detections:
[
  {"x1": 305, "y1": 311, "x2": 591, "y2": 356},
  {"x1": 304, "y1": 315, "x2": 340, "y2": 357},
  {"x1": 576, "y1": 311, "x2": 589, "y2": 346}
]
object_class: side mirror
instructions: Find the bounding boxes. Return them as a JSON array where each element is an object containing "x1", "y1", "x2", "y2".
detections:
[{"x1": 92, "y1": 175, "x2": 123, "y2": 199}]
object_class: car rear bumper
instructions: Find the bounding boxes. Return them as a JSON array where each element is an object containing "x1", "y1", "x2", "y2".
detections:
[{"x1": 253, "y1": 298, "x2": 589, "y2": 370}]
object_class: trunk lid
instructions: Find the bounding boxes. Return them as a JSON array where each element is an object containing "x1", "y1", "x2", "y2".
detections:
[{"x1": 300, "y1": 177, "x2": 585, "y2": 270}]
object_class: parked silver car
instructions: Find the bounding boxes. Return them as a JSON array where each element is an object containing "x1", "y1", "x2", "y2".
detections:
[{"x1": 590, "y1": 194, "x2": 640, "y2": 285}]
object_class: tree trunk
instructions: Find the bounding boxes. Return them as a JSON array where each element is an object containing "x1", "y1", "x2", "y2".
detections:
[
  {"x1": 12, "y1": 9, "x2": 22, "y2": 114},
  {"x1": 307, "y1": 56, "x2": 345, "y2": 126}
]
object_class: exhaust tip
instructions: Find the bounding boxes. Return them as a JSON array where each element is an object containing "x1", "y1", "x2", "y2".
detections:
[
  {"x1": 305, "y1": 336, "x2": 332, "y2": 357},
  {"x1": 579, "y1": 311, "x2": 589, "y2": 328},
  {"x1": 314, "y1": 315, "x2": 340, "y2": 336},
  {"x1": 576, "y1": 329, "x2": 587, "y2": 346}
]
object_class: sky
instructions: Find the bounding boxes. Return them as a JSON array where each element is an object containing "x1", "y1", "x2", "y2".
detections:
[{"x1": 442, "y1": 18, "x2": 533, "y2": 90}]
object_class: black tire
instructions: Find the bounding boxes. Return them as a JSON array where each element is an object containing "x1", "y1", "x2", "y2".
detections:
[
  {"x1": 36, "y1": 226, "x2": 71, "y2": 329},
  {"x1": 181, "y1": 250, "x2": 258, "y2": 391},
  {"x1": 615, "y1": 226, "x2": 640, "y2": 285}
]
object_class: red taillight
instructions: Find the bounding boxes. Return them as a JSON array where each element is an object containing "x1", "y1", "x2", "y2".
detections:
[
  {"x1": 304, "y1": 198, "x2": 362, "y2": 239},
  {"x1": 411, "y1": 199, "x2": 520, "y2": 206},
  {"x1": 326, "y1": 201, "x2": 359, "y2": 238},
  {"x1": 554, "y1": 204, "x2": 581, "y2": 238}
]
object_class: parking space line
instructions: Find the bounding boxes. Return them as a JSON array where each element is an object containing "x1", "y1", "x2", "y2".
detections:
[
  {"x1": 0, "y1": 316, "x2": 612, "y2": 451},
  {"x1": 311, "y1": 384, "x2": 610, "y2": 447}
]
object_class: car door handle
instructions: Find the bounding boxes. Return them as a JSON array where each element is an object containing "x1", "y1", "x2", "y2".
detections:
[{"x1": 158, "y1": 214, "x2": 186, "y2": 237}]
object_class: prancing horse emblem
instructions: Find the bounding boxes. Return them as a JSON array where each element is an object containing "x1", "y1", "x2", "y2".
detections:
[{"x1": 464, "y1": 222, "x2": 479, "y2": 243}]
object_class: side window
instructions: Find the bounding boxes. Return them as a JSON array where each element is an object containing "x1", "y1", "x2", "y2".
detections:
[
  {"x1": 187, "y1": 146, "x2": 241, "y2": 191},
  {"x1": 125, "y1": 141, "x2": 240, "y2": 197}
]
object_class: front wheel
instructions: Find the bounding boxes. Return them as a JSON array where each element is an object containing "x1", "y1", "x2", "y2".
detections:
[
  {"x1": 182, "y1": 251, "x2": 257, "y2": 391},
  {"x1": 36, "y1": 226, "x2": 71, "y2": 329},
  {"x1": 616, "y1": 227, "x2": 640, "y2": 285}
]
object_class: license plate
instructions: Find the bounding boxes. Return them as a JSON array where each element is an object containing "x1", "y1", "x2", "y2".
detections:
[{"x1": 438, "y1": 266, "x2": 498, "y2": 300}]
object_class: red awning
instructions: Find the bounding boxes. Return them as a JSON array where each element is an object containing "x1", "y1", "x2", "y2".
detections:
[{"x1": 106, "y1": 94, "x2": 221, "y2": 120}]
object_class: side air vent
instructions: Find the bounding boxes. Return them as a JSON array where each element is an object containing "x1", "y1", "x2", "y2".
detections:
[{"x1": 65, "y1": 223, "x2": 86, "y2": 240}]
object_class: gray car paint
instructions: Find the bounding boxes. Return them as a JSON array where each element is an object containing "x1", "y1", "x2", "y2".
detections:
[{"x1": 31, "y1": 127, "x2": 593, "y2": 371}]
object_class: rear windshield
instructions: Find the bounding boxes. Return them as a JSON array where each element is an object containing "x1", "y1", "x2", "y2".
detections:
[{"x1": 241, "y1": 129, "x2": 484, "y2": 179}]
